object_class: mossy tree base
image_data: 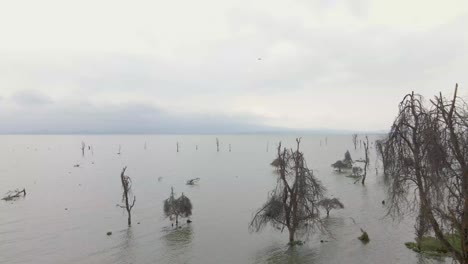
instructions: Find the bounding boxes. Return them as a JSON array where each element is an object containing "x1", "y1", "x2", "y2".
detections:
[
  {"x1": 288, "y1": 240, "x2": 304, "y2": 246},
  {"x1": 358, "y1": 230, "x2": 370, "y2": 243},
  {"x1": 404, "y1": 235, "x2": 460, "y2": 258}
]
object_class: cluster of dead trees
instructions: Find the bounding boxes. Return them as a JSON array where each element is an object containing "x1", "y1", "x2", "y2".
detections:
[
  {"x1": 379, "y1": 85, "x2": 468, "y2": 263},
  {"x1": 333, "y1": 136, "x2": 370, "y2": 184}
]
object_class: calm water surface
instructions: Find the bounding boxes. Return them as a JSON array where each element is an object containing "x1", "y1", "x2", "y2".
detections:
[{"x1": 0, "y1": 135, "x2": 448, "y2": 264}]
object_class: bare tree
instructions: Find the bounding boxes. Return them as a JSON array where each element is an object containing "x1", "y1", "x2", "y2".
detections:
[
  {"x1": 361, "y1": 136, "x2": 369, "y2": 185},
  {"x1": 81, "y1": 142, "x2": 86, "y2": 156},
  {"x1": 318, "y1": 198, "x2": 344, "y2": 217},
  {"x1": 382, "y1": 91, "x2": 435, "y2": 249},
  {"x1": 381, "y1": 87, "x2": 468, "y2": 262},
  {"x1": 352, "y1": 134, "x2": 358, "y2": 150},
  {"x1": 176, "y1": 142, "x2": 179, "y2": 153},
  {"x1": 250, "y1": 138, "x2": 326, "y2": 244},
  {"x1": 164, "y1": 187, "x2": 193, "y2": 226},
  {"x1": 331, "y1": 151, "x2": 353, "y2": 172},
  {"x1": 229, "y1": 144, "x2": 231, "y2": 152},
  {"x1": 118, "y1": 166, "x2": 136, "y2": 226},
  {"x1": 375, "y1": 139, "x2": 388, "y2": 175},
  {"x1": 216, "y1": 138, "x2": 219, "y2": 152},
  {"x1": 428, "y1": 84, "x2": 468, "y2": 263},
  {"x1": 331, "y1": 160, "x2": 348, "y2": 172},
  {"x1": 117, "y1": 145, "x2": 121, "y2": 155}
]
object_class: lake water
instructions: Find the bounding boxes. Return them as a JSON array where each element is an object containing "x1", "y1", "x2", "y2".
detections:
[{"x1": 0, "y1": 135, "x2": 448, "y2": 264}]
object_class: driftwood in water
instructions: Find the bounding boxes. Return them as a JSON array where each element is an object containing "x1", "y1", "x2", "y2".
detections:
[
  {"x1": 186, "y1": 178, "x2": 200, "y2": 185},
  {"x1": 2, "y1": 188, "x2": 26, "y2": 201}
]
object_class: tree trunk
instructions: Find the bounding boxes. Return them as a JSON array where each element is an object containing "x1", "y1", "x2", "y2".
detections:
[
  {"x1": 326, "y1": 210, "x2": 330, "y2": 217},
  {"x1": 289, "y1": 228, "x2": 295, "y2": 243},
  {"x1": 462, "y1": 170, "x2": 468, "y2": 264},
  {"x1": 127, "y1": 210, "x2": 131, "y2": 226}
]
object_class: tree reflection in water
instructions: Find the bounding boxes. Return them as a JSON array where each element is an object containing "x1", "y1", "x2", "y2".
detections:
[
  {"x1": 115, "y1": 228, "x2": 135, "y2": 264},
  {"x1": 252, "y1": 243, "x2": 316, "y2": 264},
  {"x1": 160, "y1": 226, "x2": 193, "y2": 263}
]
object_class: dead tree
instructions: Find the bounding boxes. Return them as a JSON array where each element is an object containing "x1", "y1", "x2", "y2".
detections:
[
  {"x1": 361, "y1": 136, "x2": 369, "y2": 185},
  {"x1": 216, "y1": 138, "x2": 219, "y2": 152},
  {"x1": 382, "y1": 91, "x2": 436, "y2": 249},
  {"x1": 318, "y1": 198, "x2": 344, "y2": 217},
  {"x1": 352, "y1": 134, "x2": 358, "y2": 150},
  {"x1": 164, "y1": 187, "x2": 193, "y2": 226},
  {"x1": 427, "y1": 84, "x2": 468, "y2": 263},
  {"x1": 118, "y1": 166, "x2": 136, "y2": 226},
  {"x1": 2, "y1": 188, "x2": 26, "y2": 201},
  {"x1": 375, "y1": 139, "x2": 388, "y2": 175},
  {"x1": 250, "y1": 138, "x2": 326, "y2": 244},
  {"x1": 229, "y1": 144, "x2": 231, "y2": 152},
  {"x1": 176, "y1": 142, "x2": 179, "y2": 153},
  {"x1": 81, "y1": 142, "x2": 86, "y2": 156},
  {"x1": 117, "y1": 145, "x2": 121, "y2": 155},
  {"x1": 332, "y1": 151, "x2": 353, "y2": 172}
]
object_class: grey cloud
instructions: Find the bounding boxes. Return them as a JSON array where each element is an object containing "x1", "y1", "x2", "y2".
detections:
[
  {"x1": 11, "y1": 90, "x2": 53, "y2": 106},
  {"x1": 0, "y1": 101, "x2": 279, "y2": 134}
]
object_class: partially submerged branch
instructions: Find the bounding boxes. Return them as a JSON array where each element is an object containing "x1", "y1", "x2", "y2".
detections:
[{"x1": 2, "y1": 188, "x2": 26, "y2": 201}]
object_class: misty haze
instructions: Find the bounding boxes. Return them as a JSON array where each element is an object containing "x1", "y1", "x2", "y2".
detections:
[{"x1": 1, "y1": 1, "x2": 467, "y2": 264}]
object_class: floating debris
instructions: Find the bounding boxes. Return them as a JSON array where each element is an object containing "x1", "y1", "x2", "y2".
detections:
[
  {"x1": 186, "y1": 178, "x2": 200, "y2": 185},
  {"x1": 2, "y1": 188, "x2": 26, "y2": 201}
]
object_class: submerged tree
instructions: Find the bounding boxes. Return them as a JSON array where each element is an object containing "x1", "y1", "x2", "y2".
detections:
[
  {"x1": 352, "y1": 134, "x2": 358, "y2": 150},
  {"x1": 344, "y1": 150, "x2": 353, "y2": 167},
  {"x1": 382, "y1": 91, "x2": 434, "y2": 249},
  {"x1": 81, "y1": 141, "x2": 86, "y2": 156},
  {"x1": 361, "y1": 136, "x2": 369, "y2": 185},
  {"x1": 430, "y1": 85, "x2": 468, "y2": 263},
  {"x1": 318, "y1": 198, "x2": 344, "y2": 217},
  {"x1": 375, "y1": 139, "x2": 388, "y2": 175},
  {"x1": 381, "y1": 86, "x2": 468, "y2": 262},
  {"x1": 118, "y1": 166, "x2": 136, "y2": 226},
  {"x1": 331, "y1": 160, "x2": 348, "y2": 172},
  {"x1": 250, "y1": 138, "x2": 326, "y2": 244},
  {"x1": 164, "y1": 187, "x2": 193, "y2": 226},
  {"x1": 332, "y1": 151, "x2": 353, "y2": 172}
]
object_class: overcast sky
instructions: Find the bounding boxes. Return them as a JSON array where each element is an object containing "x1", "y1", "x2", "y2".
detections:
[{"x1": 0, "y1": 0, "x2": 467, "y2": 134}]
